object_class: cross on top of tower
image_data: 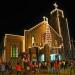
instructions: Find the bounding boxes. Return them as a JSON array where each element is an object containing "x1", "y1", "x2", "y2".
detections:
[
  {"x1": 53, "y1": 2, "x2": 58, "y2": 9},
  {"x1": 43, "y1": 16, "x2": 46, "y2": 21}
]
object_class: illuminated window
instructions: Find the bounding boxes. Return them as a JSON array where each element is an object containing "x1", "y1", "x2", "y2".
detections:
[
  {"x1": 11, "y1": 44, "x2": 18, "y2": 58},
  {"x1": 32, "y1": 36, "x2": 35, "y2": 46}
]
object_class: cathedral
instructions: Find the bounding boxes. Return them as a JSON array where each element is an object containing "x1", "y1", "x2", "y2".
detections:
[{"x1": 3, "y1": 3, "x2": 71, "y2": 64}]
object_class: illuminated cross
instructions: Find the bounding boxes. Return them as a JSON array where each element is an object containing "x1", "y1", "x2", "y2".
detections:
[
  {"x1": 43, "y1": 16, "x2": 46, "y2": 21},
  {"x1": 53, "y1": 2, "x2": 58, "y2": 8}
]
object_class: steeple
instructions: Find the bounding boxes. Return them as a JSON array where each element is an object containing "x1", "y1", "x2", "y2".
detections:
[
  {"x1": 50, "y1": 2, "x2": 62, "y2": 37},
  {"x1": 50, "y1": 2, "x2": 64, "y2": 18},
  {"x1": 50, "y1": 2, "x2": 71, "y2": 59}
]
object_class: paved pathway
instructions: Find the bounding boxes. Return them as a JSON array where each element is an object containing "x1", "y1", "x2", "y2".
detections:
[{"x1": 0, "y1": 68, "x2": 75, "y2": 75}]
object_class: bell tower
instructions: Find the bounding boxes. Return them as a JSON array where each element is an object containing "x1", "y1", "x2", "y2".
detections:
[{"x1": 49, "y1": 3, "x2": 71, "y2": 59}]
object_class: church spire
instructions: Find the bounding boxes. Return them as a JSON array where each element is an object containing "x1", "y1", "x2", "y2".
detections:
[{"x1": 50, "y1": 2, "x2": 64, "y2": 18}]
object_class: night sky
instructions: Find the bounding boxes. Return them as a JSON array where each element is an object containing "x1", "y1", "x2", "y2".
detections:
[{"x1": 0, "y1": 0, "x2": 75, "y2": 42}]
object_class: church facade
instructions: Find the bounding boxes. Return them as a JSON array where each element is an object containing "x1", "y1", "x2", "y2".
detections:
[{"x1": 3, "y1": 3, "x2": 71, "y2": 63}]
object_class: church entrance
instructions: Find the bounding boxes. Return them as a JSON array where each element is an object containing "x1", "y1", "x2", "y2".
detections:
[
  {"x1": 29, "y1": 47, "x2": 38, "y2": 62},
  {"x1": 50, "y1": 54, "x2": 62, "y2": 61}
]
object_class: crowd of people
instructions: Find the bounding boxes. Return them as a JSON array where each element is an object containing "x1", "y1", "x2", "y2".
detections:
[
  {"x1": 0, "y1": 62, "x2": 12, "y2": 75},
  {"x1": 0, "y1": 59, "x2": 75, "y2": 75}
]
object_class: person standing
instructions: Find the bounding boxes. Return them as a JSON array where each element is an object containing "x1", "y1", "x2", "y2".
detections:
[
  {"x1": 54, "y1": 60, "x2": 59, "y2": 74},
  {"x1": 1, "y1": 63, "x2": 5, "y2": 75},
  {"x1": 16, "y1": 63, "x2": 22, "y2": 75}
]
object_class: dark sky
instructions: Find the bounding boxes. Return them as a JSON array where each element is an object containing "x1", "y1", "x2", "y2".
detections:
[{"x1": 0, "y1": 0, "x2": 75, "y2": 42}]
